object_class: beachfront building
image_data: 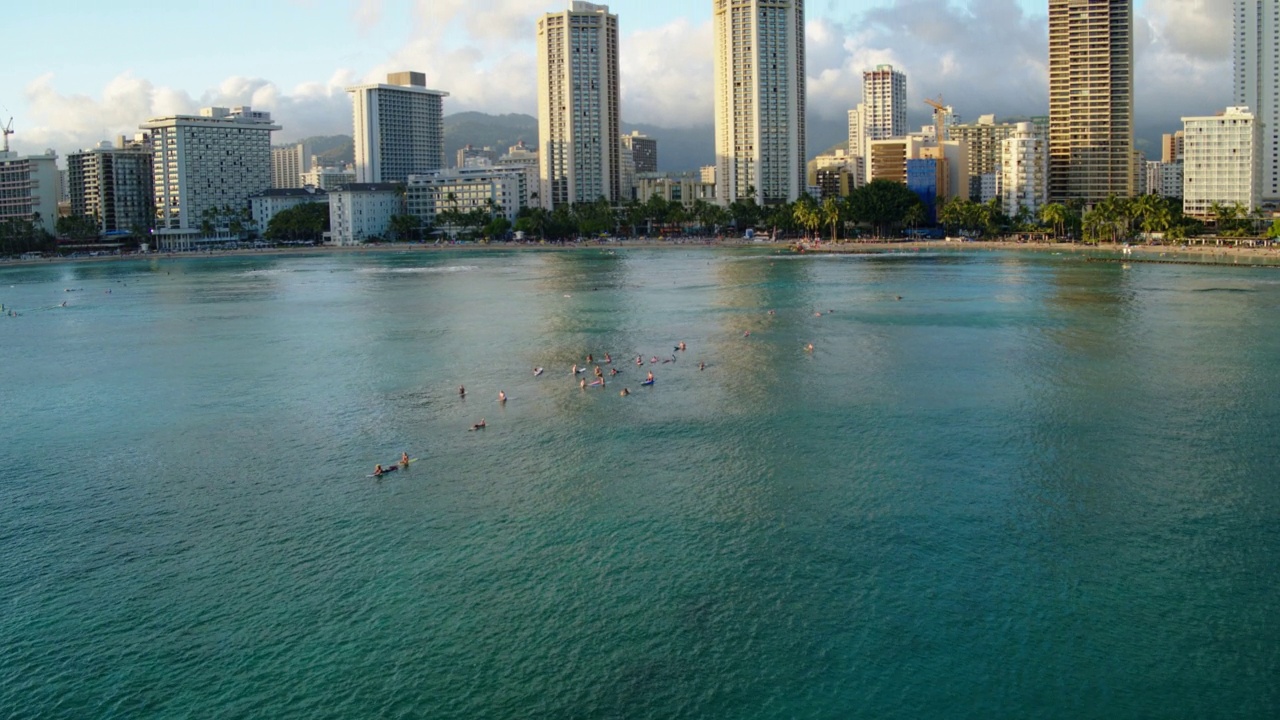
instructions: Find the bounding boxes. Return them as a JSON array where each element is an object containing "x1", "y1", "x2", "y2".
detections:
[
  {"x1": 713, "y1": 0, "x2": 807, "y2": 206},
  {"x1": 249, "y1": 187, "x2": 329, "y2": 232},
  {"x1": 1235, "y1": 0, "x2": 1280, "y2": 204},
  {"x1": 0, "y1": 149, "x2": 60, "y2": 234},
  {"x1": 404, "y1": 167, "x2": 527, "y2": 234},
  {"x1": 807, "y1": 148, "x2": 863, "y2": 194},
  {"x1": 65, "y1": 136, "x2": 153, "y2": 236},
  {"x1": 1048, "y1": 0, "x2": 1134, "y2": 203},
  {"x1": 348, "y1": 72, "x2": 448, "y2": 184},
  {"x1": 328, "y1": 183, "x2": 400, "y2": 245},
  {"x1": 1143, "y1": 160, "x2": 1183, "y2": 199},
  {"x1": 1000, "y1": 121, "x2": 1049, "y2": 220},
  {"x1": 271, "y1": 143, "x2": 311, "y2": 189},
  {"x1": 536, "y1": 2, "x2": 621, "y2": 209},
  {"x1": 1182, "y1": 106, "x2": 1261, "y2": 219},
  {"x1": 635, "y1": 175, "x2": 717, "y2": 210},
  {"x1": 299, "y1": 166, "x2": 356, "y2": 191},
  {"x1": 140, "y1": 107, "x2": 279, "y2": 249}
]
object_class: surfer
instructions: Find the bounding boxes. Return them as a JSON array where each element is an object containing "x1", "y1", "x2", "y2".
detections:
[
  {"x1": 806, "y1": 343, "x2": 814, "y2": 353},
  {"x1": 471, "y1": 419, "x2": 486, "y2": 431},
  {"x1": 609, "y1": 368, "x2": 619, "y2": 377},
  {"x1": 400, "y1": 452, "x2": 410, "y2": 467},
  {"x1": 604, "y1": 353, "x2": 612, "y2": 364},
  {"x1": 620, "y1": 388, "x2": 630, "y2": 397},
  {"x1": 459, "y1": 385, "x2": 466, "y2": 398},
  {"x1": 580, "y1": 377, "x2": 588, "y2": 390},
  {"x1": 636, "y1": 356, "x2": 643, "y2": 366},
  {"x1": 699, "y1": 361, "x2": 705, "y2": 371},
  {"x1": 594, "y1": 366, "x2": 603, "y2": 378},
  {"x1": 646, "y1": 371, "x2": 654, "y2": 383},
  {"x1": 678, "y1": 342, "x2": 686, "y2": 351},
  {"x1": 374, "y1": 464, "x2": 385, "y2": 477},
  {"x1": 586, "y1": 353, "x2": 594, "y2": 364},
  {"x1": 534, "y1": 367, "x2": 544, "y2": 376}
]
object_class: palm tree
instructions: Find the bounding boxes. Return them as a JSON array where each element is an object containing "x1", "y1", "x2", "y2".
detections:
[
  {"x1": 822, "y1": 197, "x2": 842, "y2": 242},
  {"x1": 1040, "y1": 203, "x2": 1068, "y2": 240}
]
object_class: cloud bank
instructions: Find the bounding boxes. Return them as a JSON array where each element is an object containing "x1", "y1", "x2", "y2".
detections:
[{"x1": 12, "y1": 0, "x2": 1232, "y2": 157}]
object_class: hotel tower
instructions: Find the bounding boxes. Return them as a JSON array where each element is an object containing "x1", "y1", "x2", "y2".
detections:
[
  {"x1": 713, "y1": 0, "x2": 807, "y2": 206},
  {"x1": 1235, "y1": 0, "x2": 1280, "y2": 204},
  {"x1": 536, "y1": 2, "x2": 621, "y2": 209},
  {"x1": 347, "y1": 72, "x2": 448, "y2": 184},
  {"x1": 1048, "y1": 0, "x2": 1134, "y2": 203}
]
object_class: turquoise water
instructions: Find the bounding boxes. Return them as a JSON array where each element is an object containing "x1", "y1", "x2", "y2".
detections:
[{"x1": 2, "y1": 248, "x2": 1278, "y2": 718}]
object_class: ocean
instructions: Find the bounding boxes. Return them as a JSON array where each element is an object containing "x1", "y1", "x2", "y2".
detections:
[{"x1": 2, "y1": 247, "x2": 1278, "y2": 718}]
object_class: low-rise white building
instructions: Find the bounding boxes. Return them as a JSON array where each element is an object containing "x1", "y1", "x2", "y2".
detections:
[
  {"x1": 636, "y1": 175, "x2": 717, "y2": 208},
  {"x1": 249, "y1": 187, "x2": 329, "y2": 232},
  {"x1": 328, "y1": 184, "x2": 400, "y2": 245},
  {"x1": 404, "y1": 167, "x2": 527, "y2": 232},
  {"x1": 1000, "y1": 122, "x2": 1048, "y2": 220},
  {"x1": 0, "y1": 150, "x2": 60, "y2": 234},
  {"x1": 300, "y1": 166, "x2": 356, "y2": 191},
  {"x1": 1182, "y1": 106, "x2": 1260, "y2": 219}
]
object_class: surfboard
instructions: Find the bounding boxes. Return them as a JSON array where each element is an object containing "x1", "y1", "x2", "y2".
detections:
[{"x1": 641, "y1": 379, "x2": 655, "y2": 386}]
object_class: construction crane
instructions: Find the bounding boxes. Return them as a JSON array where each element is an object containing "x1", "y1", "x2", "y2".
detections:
[
  {"x1": 1, "y1": 117, "x2": 12, "y2": 154},
  {"x1": 924, "y1": 97, "x2": 950, "y2": 143}
]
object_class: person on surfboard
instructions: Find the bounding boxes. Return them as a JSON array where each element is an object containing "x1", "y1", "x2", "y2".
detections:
[{"x1": 400, "y1": 453, "x2": 410, "y2": 467}]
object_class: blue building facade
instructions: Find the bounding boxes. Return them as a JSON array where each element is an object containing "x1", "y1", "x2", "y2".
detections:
[{"x1": 906, "y1": 159, "x2": 939, "y2": 222}]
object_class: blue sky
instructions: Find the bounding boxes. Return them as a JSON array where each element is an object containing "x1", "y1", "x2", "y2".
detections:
[{"x1": 5, "y1": 0, "x2": 1223, "y2": 157}]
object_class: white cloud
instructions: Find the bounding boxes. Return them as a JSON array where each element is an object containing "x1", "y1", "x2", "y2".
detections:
[{"x1": 7, "y1": 0, "x2": 1235, "y2": 157}]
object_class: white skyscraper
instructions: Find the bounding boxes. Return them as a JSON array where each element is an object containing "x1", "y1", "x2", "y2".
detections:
[
  {"x1": 347, "y1": 72, "x2": 448, "y2": 184},
  {"x1": 713, "y1": 0, "x2": 807, "y2": 206},
  {"x1": 1235, "y1": 0, "x2": 1280, "y2": 203},
  {"x1": 863, "y1": 65, "x2": 907, "y2": 144},
  {"x1": 1001, "y1": 121, "x2": 1049, "y2": 219},
  {"x1": 141, "y1": 107, "x2": 279, "y2": 248},
  {"x1": 536, "y1": 2, "x2": 621, "y2": 209}
]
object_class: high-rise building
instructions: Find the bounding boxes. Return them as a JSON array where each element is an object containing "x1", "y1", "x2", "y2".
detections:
[
  {"x1": 863, "y1": 65, "x2": 907, "y2": 145},
  {"x1": 0, "y1": 150, "x2": 60, "y2": 234},
  {"x1": 1182, "y1": 106, "x2": 1261, "y2": 219},
  {"x1": 347, "y1": 72, "x2": 448, "y2": 184},
  {"x1": 456, "y1": 145, "x2": 499, "y2": 169},
  {"x1": 1048, "y1": 0, "x2": 1134, "y2": 203},
  {"x1": 271, "y1": 143, "x2": 311, "y2": 189},
  {"x1": 713, "y1": 0, "x2": 806, "y2": 206},
  {"x1": 66, "y1": 136, "x2": 153, "y2": 235},
  {"x1": 536, "y1": 2, "x2": 621, "y2": 208},
  {"x1": 847, "y1": 104, "x2": 866, "y2": 160},
  {"x1": 622, "y1": 132, "x2": 657, "y2": 173},
  {"x1": 300, "y1": 166, "x2": 356, "y2": 191},
  {"x1": 951, "y1": 115, "x2": 1017, "y2": 200},
  {"x1": 1161, "y1": 131, "x2": 1185, "y2": 164},
  {"x1": 140, "y1": 107, "x2": 279, "y2": 248},
  {"x1": 1145, "y1": 160, "x2": 1184, "y2": 199},
  {"x1": 1235, "y1": 0, "x2": 1280, "y2": 203}
]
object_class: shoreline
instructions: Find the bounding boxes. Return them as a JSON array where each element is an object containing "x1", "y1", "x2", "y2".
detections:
[{"x1": 4, "y1": 237, "x2": 1280, "y2": 269}]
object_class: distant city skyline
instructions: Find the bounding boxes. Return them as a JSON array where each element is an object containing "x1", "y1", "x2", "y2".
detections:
[{"x1": 5, "y1": 0, "x2": 1228, "y2": 159}]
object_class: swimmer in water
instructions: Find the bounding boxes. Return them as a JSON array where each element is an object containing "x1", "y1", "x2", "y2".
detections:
[
  {"x1": 806, "y1": 343, "x2": 814, "y2": 353},
  {"x1": 498, "y1": 390, "x2": 507, "y2": 403},
  {"x1": 609, "y1": 368, "x2": 618, "y2": 376},
  {"x1": 678, "y1": 342, "x2": 686, "y2": 351},
  {"x1": 699, "y1": 361, "x2": 705, "y2": 371},
  {"x1": 636, "y1": 356, "x2": 643, "y2": 366},
  {"x1": 604, "y1": 353, "x2": 612, "y2": 364},
  {"x1": 470, "y1": 419, "x2": 486, "y2": 431},
  {"x1": 586, "y1": 353, "x2": 594, "y2": 364},
  {"x1": 459, "y1": 385, "x2": 466, "y2": 398},
  {"x1": 620, "y1": 388, "x2": 630, "y2": 397}
]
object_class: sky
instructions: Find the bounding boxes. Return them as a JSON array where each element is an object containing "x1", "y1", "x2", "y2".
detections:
[{"x1": 3, "y1": 0, "x2": 1231, "y2": 159}]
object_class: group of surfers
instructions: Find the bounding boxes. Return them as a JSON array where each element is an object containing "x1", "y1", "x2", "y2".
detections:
[{"x1": 376, "y1": 343, "x2": 699, "y2": 475}]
